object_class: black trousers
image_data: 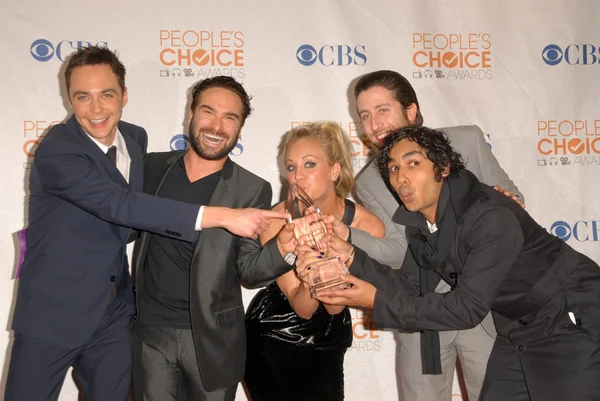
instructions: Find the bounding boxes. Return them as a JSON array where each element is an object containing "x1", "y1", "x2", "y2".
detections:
[
  {"x1": 132, "y1": 325, "x2": 237, "y2": 401},
  {"x1": 5, "y1": 297, "x2": 135, "y2": 401}
]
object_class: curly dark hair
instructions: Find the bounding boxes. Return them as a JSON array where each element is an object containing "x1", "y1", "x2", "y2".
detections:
[
  {"x1": 190, "y1": 76, "x2": 252, "y2": 126},
  {"x1": 378, "y1": 126, "x2": 465, "y2": 185}
]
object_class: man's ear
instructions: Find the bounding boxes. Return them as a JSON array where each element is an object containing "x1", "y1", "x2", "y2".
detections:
[
  {"x1": 441, "y1": 165, "x2": 450, "y2": 178},
  {"x1": 406, "y1": 103, "x2": 418, "y2": 124}
]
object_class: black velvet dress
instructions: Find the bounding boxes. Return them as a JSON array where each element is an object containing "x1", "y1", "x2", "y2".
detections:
[{"x1": 244, "y1": 200, "x2": 355, "y2": 401}]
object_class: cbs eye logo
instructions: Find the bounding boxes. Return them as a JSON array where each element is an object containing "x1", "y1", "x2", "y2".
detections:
[
  {"x1": 170, "y1": 134, "x2": 190, "y2": 151},
  {"x1": 30, "y1": 39, "x2": 55, "y2": 62},
  {"x1": 296, "y1": 45, "x2": 318, "y2": 66},
  {"x1": 169, "y1": 134, "x2": 244, "y2": 156},
  {"x1": 542, "y1": 44, "x2": 563, "y2": 66},
  {"x1": 296, "y1": 44, "x2": 367, "y2": 66},
  {"x1": 550, "y1": 220, "x2": 571, "y2": 241},
  {"x1": 30, "y1": 39, "x2": 108, "y2": 62},
  {"x1": 542, "y1": 44, "x2": 600, "y2": 66}
]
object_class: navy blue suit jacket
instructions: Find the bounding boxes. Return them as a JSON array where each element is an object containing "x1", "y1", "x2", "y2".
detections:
[{"x1": 12, "y1": 115, "x2": 200, "y2": 347}]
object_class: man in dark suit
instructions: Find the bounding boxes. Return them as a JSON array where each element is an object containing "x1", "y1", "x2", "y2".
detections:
[
  {"x1": 306, "y1": 126, "x2": 600, "y2": 401},
  {"x1": 5, "y1": 47, "x2": 292, "y2": 401},
  {"x1": 131, "y1": 76, "x2": 296, "y2": 401}
]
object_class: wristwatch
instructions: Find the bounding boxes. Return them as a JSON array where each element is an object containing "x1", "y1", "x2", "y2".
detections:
[{"x1": 284, "y1": 252, "x2": 297, "y2": 265}]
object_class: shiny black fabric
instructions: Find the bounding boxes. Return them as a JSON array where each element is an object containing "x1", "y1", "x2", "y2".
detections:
[
  {"x1": 245, "y1": 282, "x2": 352, "y2": 350},
  {"x1": 244, "y1": 200, "x2": 355, "y2": 400},
  {"x1": 245, "y1": 284, "x2": 351, "y2": 401}
]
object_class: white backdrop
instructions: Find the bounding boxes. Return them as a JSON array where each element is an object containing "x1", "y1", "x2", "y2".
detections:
[{"x1": 1, "y1": 1, "x2": 599, "y2": 400}]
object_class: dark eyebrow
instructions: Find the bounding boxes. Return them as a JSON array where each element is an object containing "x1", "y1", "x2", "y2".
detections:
[
  {"x1": 401, "y1": 150, "x2": 423, "y2": 159},
  {"x1": 71, "y1": 88, "x2": 117, "y2": 97},
  {"x1": 199, "y1": 104, "x2": 240, "y2": 121}
]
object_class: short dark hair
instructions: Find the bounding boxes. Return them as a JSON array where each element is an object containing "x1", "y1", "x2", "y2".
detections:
[
  {"x1": 378, "y1": 126, "x2": 465, "y2": 183},
  {"x1": 190, "y1": 76, "x2": 252, "y2": 126},
  {"x1": 354, "y1": 70, "x2": 424, "y2": 126},
  {"x1": 65, "y1": 46, "x2": 126, "y2": 95}
]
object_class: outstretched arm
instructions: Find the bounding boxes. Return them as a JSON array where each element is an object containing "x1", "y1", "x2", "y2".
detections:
[{"x1": 318, "y1": 207, "x2": 524, "y2": 332}]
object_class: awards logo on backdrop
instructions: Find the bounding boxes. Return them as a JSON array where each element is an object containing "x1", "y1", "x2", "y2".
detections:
[
  {"x1": 295, "y1": 44, "x2": 367, "y2": 67},
  {"x1": 349, "y1": 308, "x2": 382, "y2": 352},
  {"x1": 542, "y1": 43, "x2": 600, "y2": 66},
  {"x1": 21, "y1": 119, "x2": 61, "y2": 169},
  {"x1": 550, "y1": 220, "x2": 600, "y2": 242},
  {"x1": 411, "y1": 32, "x2": 492, "y2": 80},
  {"x1": 158, "y1": 30, "x2": 246, "y2": 80},
  {"x1": 30, "y1": 39, "x2": 108, "y2": 62},
  {"x1": 536, "y1": 119, "x2": 600, "y2": 167},
  {"x1": 168, "y1": 134, "x2": 244, "y2": 156}
]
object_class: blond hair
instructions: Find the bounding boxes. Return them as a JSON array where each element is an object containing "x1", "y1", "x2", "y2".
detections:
[{"x1": 282, "y1": 121, "x2": 355, "y2": 198}]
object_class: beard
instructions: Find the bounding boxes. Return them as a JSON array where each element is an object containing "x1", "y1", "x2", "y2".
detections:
[{"x1": 189, "y1": 127, "x2": 240, "y2": 161}]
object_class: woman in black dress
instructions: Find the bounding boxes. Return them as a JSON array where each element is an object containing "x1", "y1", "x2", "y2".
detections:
[{"x1": 244, "y1": 121, "x2": 384, "y2": 401}]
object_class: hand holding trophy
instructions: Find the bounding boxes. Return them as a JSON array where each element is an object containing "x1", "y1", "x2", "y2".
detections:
[{"x1": 287, "y1": 184, "x2": 350, "y2": 297}]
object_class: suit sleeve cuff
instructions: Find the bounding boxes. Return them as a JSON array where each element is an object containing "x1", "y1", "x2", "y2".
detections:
[{"x1": 194, "y1": 205, "x2": 205, "y2": 231}]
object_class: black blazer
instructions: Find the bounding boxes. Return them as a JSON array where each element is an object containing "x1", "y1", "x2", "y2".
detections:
[
  {"x1": 13, "y1": 115, "x2": 200, "y2": 348},
  {"x1": 134, "y1": 152, "x2": 292, "y2": 392}
]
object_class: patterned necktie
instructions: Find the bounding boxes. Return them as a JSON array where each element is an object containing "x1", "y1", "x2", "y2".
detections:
[{"x1": 106, "y1": 145, "x2": 117, "y2": 165}]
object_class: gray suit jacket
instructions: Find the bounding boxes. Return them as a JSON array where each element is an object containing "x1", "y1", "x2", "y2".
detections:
[
  {"x1": 351, "y1": 125, "x2": 523, "y2": 337},
  {"x1": 134, "y1": 152, "x2": 292, "y2": 392}
]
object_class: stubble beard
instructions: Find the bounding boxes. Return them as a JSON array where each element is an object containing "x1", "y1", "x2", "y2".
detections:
[{"x1": 189, "y1": 128, "x2": 240, "y2": 161}]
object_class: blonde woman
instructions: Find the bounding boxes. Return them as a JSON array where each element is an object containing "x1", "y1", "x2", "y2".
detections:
[{"x1": 245, "y1": 121, "x2": 384, "y2": 401}]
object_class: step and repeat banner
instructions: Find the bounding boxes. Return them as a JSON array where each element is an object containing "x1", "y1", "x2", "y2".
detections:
[{"x1": 1, "y1": 1, "x2": 598, "y2": 400}]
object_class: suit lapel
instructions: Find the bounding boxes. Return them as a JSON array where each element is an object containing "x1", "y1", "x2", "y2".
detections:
[
  {"x1": 192, "y1": 158, "x2": 237, "y2": 261},
  {"x1": 121, "y1": 127, "x2": 143, "y2": 191},
  {"x1": 66, "y1": 115, "x2": 127, "y2": 186},
  {"x1": 135, "y1": 152, "x2": 185, "y2": 273}
]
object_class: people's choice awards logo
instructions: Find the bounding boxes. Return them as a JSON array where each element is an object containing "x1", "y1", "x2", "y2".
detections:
[
  {"x1": 412, "y1": 33, "x2": 492, "y2": 80},
  {"x1": 159, "y1": 30, "x2": 245, "y2": 80},
  {"x1": 550, "y1": 220, "x2": 600, "y2": 242},
  {"x1": 542, "y1": 44, "x2": 600, "y2": 66},
  {"x1": 536, "y1": 120, "x2": 600, "y2": 167},
  {"x1": 296, "y1": 44, "x2": 367, "y2": 67},
  {"x1": 349, "y1": 308, "x2": 381, "y2": 352},
  {"x1": 21, "y1": 119, "x2": 61, "y2": 168},
  {"x1": 30, "y1": 39, "x2": 108, "y2": 62}
]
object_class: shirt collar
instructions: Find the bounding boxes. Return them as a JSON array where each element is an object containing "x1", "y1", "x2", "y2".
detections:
[{"x1": 86, "y1": 130, "x2": 124, "y2": 154}]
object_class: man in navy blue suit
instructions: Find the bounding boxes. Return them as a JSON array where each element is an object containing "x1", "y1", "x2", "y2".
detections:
[{"x1": 4, "y1": 46, "x2": 294, "y2": 401}]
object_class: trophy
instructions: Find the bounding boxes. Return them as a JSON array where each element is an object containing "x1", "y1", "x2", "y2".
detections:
[{"x1": 286, "y1": 184, "x2": 350, "y2": 297}]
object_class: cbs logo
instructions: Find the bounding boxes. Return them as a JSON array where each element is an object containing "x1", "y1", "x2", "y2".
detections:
[
  {"x1": 30, "y1": 39, "x2": 108, "y2": 62},
  {"x1": 550, "y1": 220, "x2": 600, "y2": 242},
  {"x1": 296, "y1": 44, "x2": 367, "y2": 66},
  {"x1": 542, "y1": 44, "x2": 600, "y2": 66}
]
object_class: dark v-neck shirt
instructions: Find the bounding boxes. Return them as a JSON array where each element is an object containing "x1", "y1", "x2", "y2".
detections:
[{"x1": 138, "y1": 156, "x2": 221, "y2": 328}]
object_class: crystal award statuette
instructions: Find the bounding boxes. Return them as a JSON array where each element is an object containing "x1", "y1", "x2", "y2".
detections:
[
  {"x1": 287, "y1": 184, "x2": 350, "y2": 297},
  {"x1": 305, "y1": 255, "x2": 350, "y2": 297}
]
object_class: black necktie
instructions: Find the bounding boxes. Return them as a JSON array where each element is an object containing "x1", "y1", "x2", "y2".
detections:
[{"x1": 106, "y1": 145, "x2": 117, "y2": 165}]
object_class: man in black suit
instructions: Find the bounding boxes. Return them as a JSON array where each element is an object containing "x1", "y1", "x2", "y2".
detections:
[
  {"x1": 305, "y1": 126, "x2": 600, "y2": 401},
  {"x1": 5, "y1": 47, "x2": 293, "y2": 401},
  {"x1": 132, "y1": 76, "x2": 295, "y2": 401}
]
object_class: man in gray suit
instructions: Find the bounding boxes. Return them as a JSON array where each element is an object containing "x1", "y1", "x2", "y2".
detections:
[
  {"x1": 336, "y1": 70, "x2": 523, "y2": 401},
  {"x1": 132, "y1": 76, "x2": 296, "y2": 401}
]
